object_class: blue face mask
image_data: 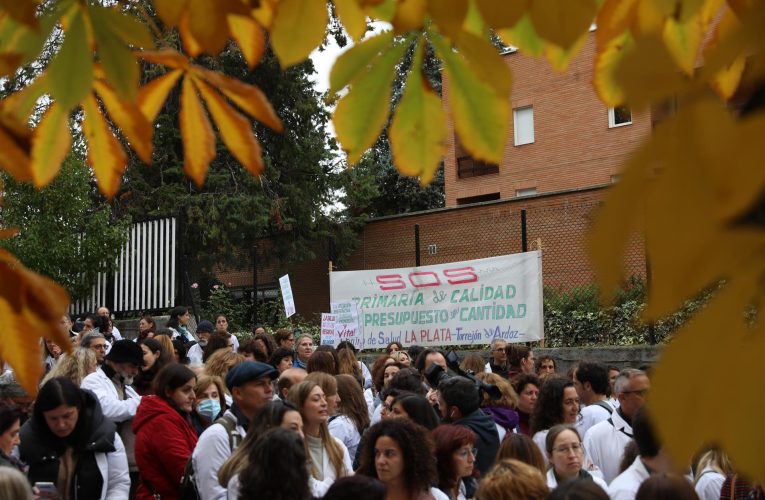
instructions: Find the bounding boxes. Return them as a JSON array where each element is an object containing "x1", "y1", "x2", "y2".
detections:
[{"x1": 197, "y1": 398, "x2": 221, "y2": 421}]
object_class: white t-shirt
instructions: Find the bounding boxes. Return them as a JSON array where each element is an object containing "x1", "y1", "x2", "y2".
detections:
[{"x1": 694, "y1": 467, "x2": 725, "y2": 500}]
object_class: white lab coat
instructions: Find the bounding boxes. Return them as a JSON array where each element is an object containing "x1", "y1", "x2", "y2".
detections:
[
  {"x1": 583, "y1": 410, "x2": 633, "y2": 484},
  {"x1": 307, "y1": 436, "x2": 353, "y2": 498},
  {"x1": 608, "y1": 456, "x2": 650, "y2": 500},
  {"x1": 576, "y1": 402, "x2": 612, "y2": 438},
  {"x1": 81, "y1": 368, "x2": 142, "y2": 423},
  {"x1": 192, "y1": 410, "x2": 246, "y2": 500}
]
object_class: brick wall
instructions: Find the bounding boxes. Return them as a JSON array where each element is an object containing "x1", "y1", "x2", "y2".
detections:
[{"x1": 443, "y1": 33, "x2": 651, "y2": 206}]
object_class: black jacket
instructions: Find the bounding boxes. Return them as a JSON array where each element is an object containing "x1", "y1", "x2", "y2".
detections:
[
  {"x1": 20, "y1": 390, "x2": 118, "y2": 499},
  {"x1": 455, "y1": 409, "x2": 500, "y2": 475}
]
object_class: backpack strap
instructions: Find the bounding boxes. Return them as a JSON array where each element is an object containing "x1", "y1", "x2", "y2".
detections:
[
  {"x1": 607, "y1": 417, "x2": 633, "y2": 438},
  {"x1": 214, "y1": 414, "x2": 242, "y2": 452},
  {"x1": 593, "y1": 400, "x2": 614, "y2": 415}
]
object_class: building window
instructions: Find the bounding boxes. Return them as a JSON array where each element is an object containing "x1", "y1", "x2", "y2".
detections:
[
  {"x1": 456, "y1": 193, "x2": 500, "y2": 205},
  {"x1": 609, "y1": 106, "x2": 632, "y2": 127},
  {"x1": 457, "y1": 156, "x2": 499, "y2": 178},
  {"x1": 516, "y1": 187, "x2": 537, "y2": 197},
  {"x1": 513, "y1": 106, "x2": 535, "y2": 145}
]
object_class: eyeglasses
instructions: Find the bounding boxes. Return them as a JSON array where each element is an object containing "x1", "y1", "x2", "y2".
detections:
[
  {"x1": 552, "y1": 442, "x2": 584, "y2": 455},
  {"x1": 92, "y1": 344, "x2": 107, "y2": 350},
  {"x1": 492, "y1": 348, "x2": 506, "y2": 353},
  {"x1": 622, "y1": 389, "x2": 648, "y2": 397},
  {"x1": 457, "y1": 448, "x2": 478, "y2": 459}
]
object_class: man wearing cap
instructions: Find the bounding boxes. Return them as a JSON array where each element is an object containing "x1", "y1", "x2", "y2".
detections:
[
  {"x1": 192, "y1": 361, "x2": 277, "y2": 500},
  {"x1": 81, "y1": 339, "x2": 143, "y2": 492},
  {"x1": 187, "y1": 320, "x2": 215, "y2": 366}
]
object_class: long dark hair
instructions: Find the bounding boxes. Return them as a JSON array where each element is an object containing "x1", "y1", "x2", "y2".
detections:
[
  {"x1": 531, "y1": 377, "x2": 574, "y2": 434},
  {"x1": 33, "y1": 377, "x2": 89, "y2": 446},
  {"x1": 166, "y1": 306, "x2": 188, "y2": 331},
  {"x1": 133, "y1": 339, "x2": 173, "y2": 394},
  {"x1": 335, "y1": 374, "x2": 370, "y2": 434},
  {"x1": 394, "y1": 393, "x2": 440, "y2": 430},
  {"x1": 153, "y1": 364, "x2": 196, "y2": 415},
  {"x1": 237, "y1": 428, "x2": 311, "y2": 500}
]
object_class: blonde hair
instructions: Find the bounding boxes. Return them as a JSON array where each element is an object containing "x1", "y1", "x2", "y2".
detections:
[
  {"x1": 336, "y1": 349, "x2": 362, "y2": 383},
  {"x1": 204, "y1": 350, "x2": 245, "y2": 388},
  {"x1": 154, "y1": 335, "x2": 175, "y2": 359},
  {"x1": 40, "y1": 348, "x2": 97, "y2": 387},
  {"x1": 476, "y1": 459, "x2": 548, "y2": 500},
  {"x1": 306, "y1": 371, "x2": 338, "y2": 397},
  {"x1": 0, "y1": 467, "x2": 33, "y2": 500},
  {"x1": 460, "y1": 353, "x2": 486, "y2": 374},
  {"x1": 692, "y1": 447, "x2": 735, "y2": 484},
  {"x1": 476, "y1": 372, "x2": 519, "y2": 408},
  {"x1": 287, "y1": 380, "x2": 347, "y2": 480}
]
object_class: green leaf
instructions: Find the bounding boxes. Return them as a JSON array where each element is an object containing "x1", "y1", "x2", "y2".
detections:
[
  {"x1": 334, "y1": 39, "x2": 409, "y2": 165},
  {"x1": 90, "y1": 5, "x2": 155, "y2": 49},
  {"x1": 497, "y1": 14, "x2": 545, "y2": 56},
  {"x1": 454, "y1": 31, "x2": 512, "y2": 97},
  {"x1": 48, "y1": 9, "x2": 93, "y2": 111},
  {"x1": 329, "y1": 31, "x2": 394, "y2": 96},
  {"x1": 390, "y1": 38, "x2": 447, "y2": 185},
  {"x1": 91, "y1": 14, "x2": 140, "y2": 102},
  {"x1": 431, "y1": 31, "x2": 509, "y2": 164}
]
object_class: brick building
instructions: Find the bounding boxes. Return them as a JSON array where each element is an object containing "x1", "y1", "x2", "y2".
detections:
[{"x1": 220, "y1": 32, "x2": 651, "y2": 322}]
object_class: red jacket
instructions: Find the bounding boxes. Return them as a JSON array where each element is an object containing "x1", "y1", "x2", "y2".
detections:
[{"x1": 133, "y1": 395, "x2": 198, "y2": 500}]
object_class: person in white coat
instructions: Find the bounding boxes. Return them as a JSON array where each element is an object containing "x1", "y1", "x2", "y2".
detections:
[
  {"x1": 187, "y1": 320, "x2": 215, "y2": 365},
  {"x1": 573, "y1": 362, "x2": 613, "y2": 438},
  {"x1": 192, "y1": 361, "x2": 278, "y2": 500},
  {"x1": 544, "y1": 424, "x2": 608, "y2": 493},
  {"x1": 20, "y1": 377, "x2": 130, "y2": 499},
  {"x1": 81, "y1": 340, "x2": 143, "y2": 489},
  {"x1": 692, "y1": 447, "x2": 734, "y2": 500},
  {"x1": 287, "y1": 380, "x2": 352, "y2": 497}
]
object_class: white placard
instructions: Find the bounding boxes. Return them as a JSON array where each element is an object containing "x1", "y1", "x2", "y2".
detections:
[
  {"x1": 330, "y1": 301, "x2": 363, "y2": 350},
  {"x1": 320, "y1": 313, "x2": 336, "y2": 346},
  {"x1": 279, "y1": 274, "x2": 296, "y2": 318}
]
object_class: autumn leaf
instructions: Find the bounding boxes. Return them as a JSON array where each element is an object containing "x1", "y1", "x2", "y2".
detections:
[
  {"x1": 662, "y1": 11, "x2": 703, "y2": 75},
  {"x1": 390, "y1": 38, "x2": 447, "y2": 185},
  {"x1": 89, "y1": 5, "x2": 154, "y2": 49},
  {"x1": 529, "y1": 0, "x2": 597, "y2": 49},
  {"x1": 0, "y1": 0, "x2": 39, "y2": 27},
  {"x1": 179, "y1": 77, "x2": 215, "y2": 186},
  {"x1": 593, "y1": 31, "x2": 633, "y2": 106},
  {"x1": 0, "y1": 106, "x2": 32, "y2": 182},
  {"x1": 193, "y1": 77, "x2": 264, "y2": 177},
  {"x1": 91, "y1": 14, "x2": 140, "y2": 102},
  {"x1": 137, "y1": 69, "x2": 183, "y2": 123},
  {"x1": 271, "y1": 0, "x2": 328, "y2": 68},
  {"x1": 0, "y1": 249, "x2": 71, "y2": 396},
  {"x1": 453, "y1": 31, "x2": 512, "y2": 98},
  {"x1": 428, "y1": 0, "x2": 469, "y2": 38},
  {"x1": 431, "y1": 32, "x2": 509, "y2": 165},
  {"x1": 47, "y1": 8, "x2": 93, "y2": 111},
  {"x1": 334, "y1": 0, "x2": 368, "y2": 42},
  {"x1": 152, "y1": 0, "x2": 190, "y2": 27},
  {"x1": 228, "y1": 14, "x2": 266, "y2": 69},
  {"x1": 595, "y1": 0, "x2": 639, "y2": 48},
  {"x1": 94, "y1": 80, "x2": 153, "y2": 164},
  {"x1": 474, "y1": 0, "x2": 527, "y2": 29},
  {"x1": 497, "y1": 15, "x2": 545, "y2": 57},
  {"x1": 82, "y1": 94, "x2": 127, "y2": 199},
  {"x1": 30, "y1": 103, "x2": 71, "y2": 187},
  {"x1": 185, "y1": 0, "x2": 248, "y2": 56},
  {"x1": 334, "y1": 39, "x2": 409, "y2": 164},
  {"x1": 391, "y1": 0, "x2": 427, "y2": 33},
  {"x1": 328, "y1": 31, "x2": 394, "y2": 96},
  {"x1": 545, "y1": 34, "x2": 588, "y2": 72}
]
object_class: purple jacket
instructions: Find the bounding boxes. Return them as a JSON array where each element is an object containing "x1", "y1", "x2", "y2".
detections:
[{"x1": 482, "y1": 406, "x2": 519, "y2": 432}]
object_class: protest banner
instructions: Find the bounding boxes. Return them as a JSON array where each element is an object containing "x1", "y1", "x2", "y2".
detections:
[
  {"x1": 320, "y1": 313, "x2": 336, "y2": 346},
  {"x1": 329, "y1": 252, "x2": 543, "y2": 348},
  {"x1": 279, "y1": 274, "x2": 296, "y2": 318},
  {"x1": 330, "y1": 301, "x2": 363, "y2": 350}
]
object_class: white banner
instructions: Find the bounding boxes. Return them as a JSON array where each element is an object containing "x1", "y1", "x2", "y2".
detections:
[
  {"x1": 330, "y1": 252, "x2": 543, "y2": 348},
  {"x1": 331, "y1": 301, "x2": 363, "y2": 350},
  {"x1": 279, "y1": 274, "x2": 296, "y2": 318}
]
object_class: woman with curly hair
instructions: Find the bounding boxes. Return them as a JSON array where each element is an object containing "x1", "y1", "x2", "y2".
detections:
[
  {"x1": 330, "y1": 374, "x2": 370, "y2": 458},
  {"x1": 235, "y1": 427, "x2": 311, "y2": 500},
  {"x1": 531, "y1": 377, "x2": 580, "y2": 463},
  {"x1": 357, "y1": 418, "x2": 447, "y2": 500},
  {"x1": 432, "y1": 424, "x2": 479, "y2": 500},
  {"x1": 288, "y1": 380, "x2": 352, "y2": 497},
  {"x1": 40, "y1": 347, "x2": 97, "y2": 388}
]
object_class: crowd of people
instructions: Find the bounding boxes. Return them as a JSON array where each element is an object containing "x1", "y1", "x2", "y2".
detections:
[{"x1": 0, "y1": 310, "x2": 758, "y2": 499}]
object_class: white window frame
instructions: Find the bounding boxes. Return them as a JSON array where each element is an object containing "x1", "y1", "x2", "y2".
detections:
[
  {"x1": 516, "y1": 187, "x2": 537, "y2": 197},
  {"x1": 513, "y1": 106, "x2": 535, "y2": 146},
  {"x1": 608, "y1": 106, "x2": 632, "y2": 128}
]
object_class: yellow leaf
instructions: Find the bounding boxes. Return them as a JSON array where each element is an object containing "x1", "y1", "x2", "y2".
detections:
[
  {"x1": 454, "y1": 31, "x2": 512, "y2": 98},
  {"x1": 461, "y1": 0, "x2": 487, "y2": 36},
  {"x1": 333, "y1": 39, "x2": 409, "y2": 164},
  {"x1": 228, "y1": 14, "x2": 266, "y2": 68},
  {"x1": 710, "y1": 56, "x2": 745, "y2": 100},
  {"x1": 0, "y1": 115, "x2": 32, "y2": 182},
  {"x1": 0, "y1": 249, "x2": 71, "y2": 396},
  {"x1": 91, "y1": 14, "x2": 140, "y2": 102},
  {"x1": 334, "y1": 0, "x2": 368, "y2": 41},
  {"x1": 48, "y1": 9, "x2": 93, "y2": 111},
  {"x1": 497, "y1": 14, "x2": 545, "y2": 57},
  {"x1": 529, "y1": 0, "x2": 597, "y2": 49},
  {"x1": 474, "y1": 0, "x2": 527, "y2": 29},
  {"x1": 366, "y1": 0, "x2": 397, "y2": 22},
  {"x1": 390, "y1": 39, "x2": 447, "y2": 185},
  {"x1": 431, "y1": 32, "x2": 509, "y2": 164},
  {"x1": 651, "y1": 0, "x2": 705, "y2": 22},
  {"x1": 251, "y1": 0, "x2": 279, "y2": 29},
  {"x1": 614, "y1": 34, "x2": 689, "y2": 107},
  {"x1": 595, "y1": 0, "x2": 639, "y2": 48},
  {"x1": 30, "y1": 103, "x2": 70, "y2": 188},
  {"x1": 138, "y1": 49, "x2": 190, "y2": 69},
  {"x1": 137, "y1": 70, "x2": 183, "y2": 123},
  {"x1": 1, "y1": 72, "x2": 48, "y2": 123},
  {"x1": 701, "y1": 6, "x2": 745, "y2": 100},
  {"x1": 593, "y1": 31, "x2": 633, "y2": 106},
  {"x1": 186, "y1": 0, "x2": 238, "y2": 55},
  {"x1": 391, "y1": 0, "x2": 427, "y2": 33},
  {"x1": 544, "y1": 34, "x2": 588, "y2": 72},
  {"x1": 94, "y1": 80, "x2": 153, "y2": 164},
  {"x1": 662, "y1": 12, "x2": 703, "y2": 75},
  {"x1": 153, "y1": 0, "x2": 190, "y2": 27},
  {"x1": 428, "y1": 0, "x2": 469, "y2": 38},
  {"x1": 178, "y1": 10, "x2": 204, "y2": 58},
  {"x1": 82, "y1": 94, "x2": 127, "y2": 199},
  {"x1": 194, "y1": 77, "x2": 264, "y2": 177},
  {"x1": 631, "y1": 0, "x2": 665, "y2": 35},
  {"x1": 179, "y1": 77, "x2": 215, "y2": 187},
  {"x1": 328, "y1": 31, "x2": 394, "y2": 96},
  {"x1": 271, "y1": 0, "x2": 328, "y2": 68},
  {"x1": 195, "y1": 68, "x2": 283, "y2": 132}
]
